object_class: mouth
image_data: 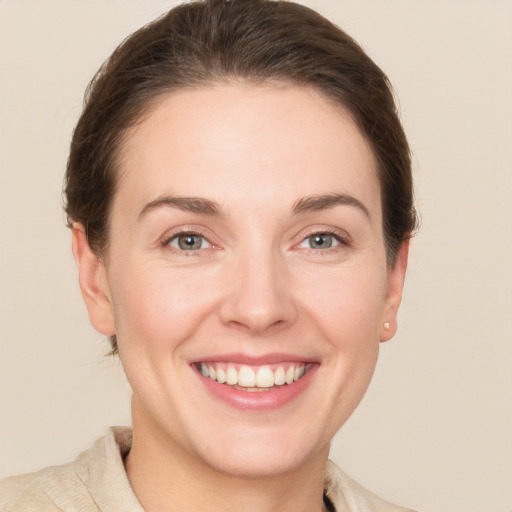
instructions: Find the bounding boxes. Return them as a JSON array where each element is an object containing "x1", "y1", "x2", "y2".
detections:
[
  {"x1": 192, "y1": 354, "x2": 318, "y2": 410},
  {"x1": 196, "y1": 362, "x2": 309, "y2": 392}
]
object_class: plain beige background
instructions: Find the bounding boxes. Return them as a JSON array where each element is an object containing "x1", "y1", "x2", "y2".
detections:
[{"x1": 1, "y1": 1, "x2": 511, "y2": 511}]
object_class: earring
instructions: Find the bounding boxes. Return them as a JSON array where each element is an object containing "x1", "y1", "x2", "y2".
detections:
[{"x1": 383, "y1": 322, "x2": 390, "y2": 330}]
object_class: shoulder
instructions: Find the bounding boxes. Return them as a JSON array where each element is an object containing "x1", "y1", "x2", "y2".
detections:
[
  {"x1": 0, "y1": 461, "x2": 97, "y2": 512},
  {"x1": 325, "y1": 460, "x2": 418, "y2": 512},
  {"x1": 0, "y1": 427, "x2": 139, "y2": 512}
]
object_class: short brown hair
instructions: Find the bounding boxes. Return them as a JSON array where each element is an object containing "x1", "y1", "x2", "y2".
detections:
[{"x1": 65, "y1": 0, "x2": 417, "y2": 353}]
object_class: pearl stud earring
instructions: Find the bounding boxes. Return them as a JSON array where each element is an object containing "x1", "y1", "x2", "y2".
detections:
[{"x1": 383, "y1": 322, "x2": 390, "y2": 329}]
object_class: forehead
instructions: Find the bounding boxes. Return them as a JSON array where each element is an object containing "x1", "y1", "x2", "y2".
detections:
[{"x1": 114, "y1": 83, "x2": 380, "y2": 219}]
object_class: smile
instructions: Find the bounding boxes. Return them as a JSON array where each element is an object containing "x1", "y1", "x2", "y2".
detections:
[{"x1": 198, "y1": 362, "x2": 308, "y2": 391}]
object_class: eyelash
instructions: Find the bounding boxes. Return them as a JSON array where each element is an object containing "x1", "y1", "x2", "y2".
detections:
[
  {"x1": 297, "y1": 228, "x2": 351, "y2": 252},
  {"x1": 161, "y1": 229, "x2": 214, "y2": 256},
  {"x1": 160, "y1": 227, "x2": 351, "y2": 255}
]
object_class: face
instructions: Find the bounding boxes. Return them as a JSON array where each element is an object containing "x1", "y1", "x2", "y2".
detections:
[{"x1": 75, "y1": 84, "x2": 407, "y2": 478}]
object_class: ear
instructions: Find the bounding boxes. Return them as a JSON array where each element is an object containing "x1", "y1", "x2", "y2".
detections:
[
  {"x1": 380, "y1": 241, "x2": 409, "y2": 342},
  {"x1": 71, "y1": 224, "x2": 116, "y2": 336}
]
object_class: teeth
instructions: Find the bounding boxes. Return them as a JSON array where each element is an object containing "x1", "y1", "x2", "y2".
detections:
[
  {"x1": 238, "y1": 366, "x2": 256, "y2": 387},
  {"x1": 274, "y1": 367, "x2": 286, "y2": 386},
  {"x1": 255, "y1": 366, "x2": 274, "y2": 388},
  {"x1": 226, "y1": 365, "x2": 238, "y2": 385},
  {"x1": 216, "y1": 367, "x2": 226, "y2": 384},
  {"x1": 294, "y1": 366, "x2": 305, "y2": 381},
  {"x1": 199, "y1": 362, "x2": 308, "y2": 389}
]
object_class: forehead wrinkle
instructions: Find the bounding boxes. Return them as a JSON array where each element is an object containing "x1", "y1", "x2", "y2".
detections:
[
  {"x1": 138, "y1": 195, "x2": 225, "y2": 220},
  {"x1": 292, "y1": 193, "x2": 371, "y2": 220}
]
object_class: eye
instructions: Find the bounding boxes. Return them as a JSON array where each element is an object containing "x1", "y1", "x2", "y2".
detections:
[
  {"x1": 168, "y1": 233, "x2": 212, "y2": 251},
  {"x1": 298, "y1": 232, "x2": 341, "y2": 250}
]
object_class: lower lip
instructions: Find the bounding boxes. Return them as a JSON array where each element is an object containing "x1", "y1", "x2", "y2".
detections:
[{"x1": 195, "y1": 364, "x2": 318, "y2": 411}]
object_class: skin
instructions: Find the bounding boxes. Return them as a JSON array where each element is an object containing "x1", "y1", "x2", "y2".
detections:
[{"x1": 72, "y1": 83, "x2": 408, "y2": 512}]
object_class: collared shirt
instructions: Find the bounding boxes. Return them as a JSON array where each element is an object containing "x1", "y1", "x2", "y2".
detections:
[{"x1": 1, "y1": 427, "x2": 416, "y2": 511}]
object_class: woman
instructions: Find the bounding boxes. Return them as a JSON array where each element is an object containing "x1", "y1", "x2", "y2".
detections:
[{"x1": 1, "y1": 0, "x2": 417, "y2": 510}]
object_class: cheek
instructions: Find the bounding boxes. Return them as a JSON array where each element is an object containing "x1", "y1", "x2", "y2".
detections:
[
  {"x1": 109, "y1": 262, "x2": 223, "y2": 352},
  {"x1": 295, "y1": 263, "x2": 387, "y2": 343},
  {"x1": 293, "y1": 264, "x2": 386, "y2": 432}
]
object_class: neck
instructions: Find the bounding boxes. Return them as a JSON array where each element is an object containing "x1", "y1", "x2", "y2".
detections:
[{"x1": 125, "y1": 397, "x2": 329, "y2": 512}]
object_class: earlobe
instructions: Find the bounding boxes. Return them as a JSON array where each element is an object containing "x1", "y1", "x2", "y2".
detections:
[
  {"x1": 380, "y1": 241, "x2": 409, "y2": 342},
  {"x1": 71, "y1": 224, "x2": 116, "y2": 336}
]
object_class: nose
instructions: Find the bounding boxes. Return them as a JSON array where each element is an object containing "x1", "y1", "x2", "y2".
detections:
[{"x1": 219, "y1": 249, "x2": 298, "y2": 335}]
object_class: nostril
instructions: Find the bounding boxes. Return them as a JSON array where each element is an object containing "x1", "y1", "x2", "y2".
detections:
[
  {"x1": 218, "y1": 260, "x2": 298, "y2": 333},
  {"x1": 223, "y1": 316, "x2": 290, "y2": 336}
]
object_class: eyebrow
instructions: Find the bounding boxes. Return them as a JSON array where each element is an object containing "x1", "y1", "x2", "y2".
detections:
[
  {"x1": 292, "y1": 193, "x2": 370, "y2": 218},
  {"x1": 138, "y1": 192, "x2": 370, "y2": 220},
  {"x1": 138, "y1": 195, "x2": 224, "y2": 219}
]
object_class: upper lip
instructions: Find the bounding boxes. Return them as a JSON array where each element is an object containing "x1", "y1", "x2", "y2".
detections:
[{"x1": 190, "y1": 353, "x2": 318, "y2": 366}]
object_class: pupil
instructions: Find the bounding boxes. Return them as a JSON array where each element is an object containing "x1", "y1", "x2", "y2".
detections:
[
  {"x1": 312, "y1": 234, "x2": 332, "y2": 248},
  {"x1": 179, "y1": 234, "x2": 201, "y2": 250}
]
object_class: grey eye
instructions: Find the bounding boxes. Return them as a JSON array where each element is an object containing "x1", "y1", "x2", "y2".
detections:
[
  {"x1": 299, "y1": 233, "x2": 339, "y2": 249},
  {"x1": 310, "y1": 234, "x2": 332, "y2": 249},
  {"x1": 170, "y1": 234, "x2": 211, "y2": 251}
]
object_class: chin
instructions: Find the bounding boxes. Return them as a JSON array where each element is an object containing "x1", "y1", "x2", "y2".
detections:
[
  {"x1": 187, "y1": 421, "x2": 330, "y2": 479},
  {"x1": 203, "y1": 445, "x2": 319, "y2": 480}
]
